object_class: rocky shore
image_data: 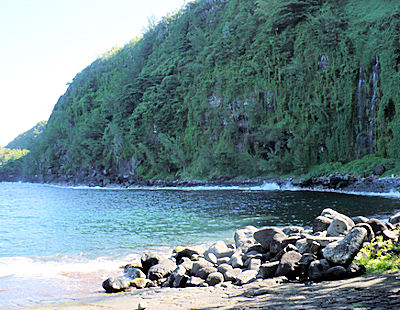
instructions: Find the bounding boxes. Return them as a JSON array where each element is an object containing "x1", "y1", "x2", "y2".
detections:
[{"x1": 90, "y1": 208, "x2": 400, "y2": 309}]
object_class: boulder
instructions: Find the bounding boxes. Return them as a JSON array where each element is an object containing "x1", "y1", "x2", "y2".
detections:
[
  {"x1": 283, "y1": 226, "x2": 304, "y2": 235},
  {"x1": 175, "y1": 248, "x2": 199, "y2": 263},
  {"x1": 260, "y1": 262, "x2": 279, "y2": 279},
  {"x1": 234, "y1": 226, "x2": 258, "y2": 250},
  {"x1": 254, "y1": 227, "x2": 286, "y2": 253},
  {"x1": 141, "y1": 253, "x2": 162, "y2": 274},
  {"x1": 191, "y1": 259, "x2": 214, "y2": 275},
  {"x1": 170, "y1": 265, "x2": 188, "y2": 288},
  {"x1": 195, "y1": 266, "x2": 218, "y2": 280},
  {"x1": 204, "y1": 252, "x2": 218, "y2": 264},
  {"x1": 321, "y1": 208, "x2": 355, "y2": 228},
  {"x1": 247, "y1": 258, "x2": 262, "y2": 271},
  {"x1": 130, "y1": 278, "x2": 153, "y2": 289},
  {"x1": 313, "y1": 216, "x2": 332, "y2": 233},
  {"x1": 346, "y1": 262, "x2": 366, "y2": 277},
  {"x1": 323, "y1": 227, "x2": 367, "y2": 265},
  {"x1": 206, "y1": 241, "x2": 235, "y2": 258},
  {"x1": 367, "y1": 218, "x2": 387, "y2": 236},
  {"x1": 382, "y1": 229, "x2": 400, "y2": 242},
  {"x1": 147, "y1": 259, "x2": 177, "y2": 281},
  {"x1": 243, "y1": 250, "x2": 263, "y2": 262},
  {"x1": 178, "y1": 257, "x2": 194, "y2": 272},
  {"x1": 217, "y1": 263, "x2": 233, "y2": 275},
  {"x1": 229, "y1": 251, "x2": 244, "y2": 268},
  {"x1": 102, "y1": 276, "x2": 132, "y2": 293},
  {"x1": 271, "y1": 244, "x2": 298, "y2": 262},
  {"x1": 186, "y1": 276, "x2": 205, "y2": 287},
  {"x1": 308, "y1": 259, "x2": 331, "y2": 281},
  {"x1": 325, "y1": 266, "x2": 347, "y2": 280},
  {"x1": 236, "y1": 270, "x2": 258, "y2": 285},
  {"x1": 125, "y1": 267, "x2": 146, "y2": 280},
  {"x1": 355, "y1": 223, "x2": 375, "y2": 242},
  {"x1": 275, "y1": 251, "x2": 302, "y2": 278},
  {"x1": 217, "y1": 257, "x2": 230, "y2": 265},
  {"x1": 206, "y1": 272, "x2": 224, "y2": 286},
  {"x1": 305, "y1": 235, "x2": 343, "y2": 247},
  {"x1": 389, "y1": 212, "x2": 400, "y2": 225},
  {"x1": 295, "y1": 238, "x2": 309, "y2": 254},
  {"x1": 372, "y1": 165, "x2": 386, "y2": 176},
  {"x1": 327, "y1": 218, "x2": 352, "y2": 237},
  {"x1": 352, "y1": 216, "x2": 369, "y2": 224},
  {"x1": 247, "y1": 244, "x2": 266, "y2": 254},
  {"x1": 224, "y1": 268, "x2": 243, "y2": 282}
]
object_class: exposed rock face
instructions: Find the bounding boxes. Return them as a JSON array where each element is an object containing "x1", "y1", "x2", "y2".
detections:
[{"x1": 323, "y1": 227, "x2": 367, "y2": 265}]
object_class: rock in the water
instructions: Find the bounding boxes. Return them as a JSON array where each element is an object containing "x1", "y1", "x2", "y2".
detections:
[
  {"x1": 313, "y1": 216, "x2": 333, "y2": 233},
  {"x1": 206, "y1": 241, "x2": 235, "y2": 258},
  {"x1": 206, "y1": 272, "x2": 224, "y2": 286},
  {"x1": 125, "y1": 267, "x2": 146, "y2": 280},
  {"x1": 367, "y1": 218, "x2": 387, "y2": 236},
  {"x1": 147, "y1": 259, "x2": 177, "y2": 281},
  {"x1": 389, "y1": 212, "x2": 400, "y2": 225},
  {"x1": 224, "y1": 268, "x2": 243, "y2": 282},
  {"x1": 234, "y1": 226, "x2": 258, "y2": 250},
  {"x1": 325, "y1": 266, "x2": 347, "y2": 280},
  {"x1": 275, "y1": 251, "x2": 302, "y2": 278},
  {"x1": 260, "y1": 261, "x2": 279, "y2": 279},
  {"x1": 196, "y1": 266, "x2": 218, "y2": 280},
  {"x1": 186, "y1": 276, "x2": 205, "y2": 287},
  {"x1": 327, "y1": 218, "x2": 352, "y2": 237},
  {"x1": 141, "y1": 253, "x2": 162, "y2": 274},
  {"x1": 191, "y1": 259, "x2": 214, "y2": 275},
  {"x1": 353, "y1": 216, "x2": 369, "y2": 224},
  {"x1": 102, "y1": 276, "x2": 132, "y2": 293},
  {"x1": 254, "y1": 227, "x2": 286, "y2": 253},
  {"x1": 236, "y1": 270, "x2": 258, "y2": 285},
  {"x1": 308, "y1": 259, "x2": 331, "y2": 281},
  {"x1": 323, "y1": 227, "x2": 367, "y2": 265},
  {"x1": 130, "y1": 278, "x2": 153, "y2": 289}
]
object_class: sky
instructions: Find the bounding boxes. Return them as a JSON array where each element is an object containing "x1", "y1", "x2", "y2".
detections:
[{"x1": 0, "y1": 0, "x2": 186, "y2": 147}]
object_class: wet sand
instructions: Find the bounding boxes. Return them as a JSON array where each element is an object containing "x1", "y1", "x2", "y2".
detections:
[{"x1": 30, "y1": 272, "x2": 400, "y2": 309}]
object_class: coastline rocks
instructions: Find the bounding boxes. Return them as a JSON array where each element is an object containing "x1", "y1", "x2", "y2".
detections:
[
  {"x1": 206, "y1": 272, "x2": 224, "y2": 286},
  {"x1": 321, "y1": 208, "x2": 355, "y2": 228},
  {"x1": 141, "y1": 253, "x2": 162, "y2": 274},
  {"x1": 131, "y1": 278, "x2": 153, "y2": 289},
  {"x1": 187, "y1": 276, "x2": 204, "y2": 287},
  {"x1": 205, "y1": 241, "x2": 235, "y2": 258},
  {"x1": 224, "y1": 268, "x2": 243, "y2": 282},
  {"x1": 327, "y1": 218, "x2": 352, "y2": 237},
  {"x1": 253, "y1": 227, "x2": 286, "y2": 253},
  {"x1": 313, "y1": 216, "x2": 332, "y2": 233},
  {"x1": 389, "y1": 212, "x2": 400, "y2": 225},
  {"x1": 323, "y1": 227, "x2": 367, "y2": 265},
  {"x1": 125, "y1": 267, "x2": 146, "y2": 279},
  {"x1": 308, "y1": 259, "x2": 331, "y2": 281},
  {"x1": 260, "y1": 261, "x2": 279, "y2": 279},
  {"x1": 196, "y1": 266, "x2": 218, "y2": 279},
  {"x1": 234, "y1": 226, "x2": 258, "y2": 250},
  {"x1": 102, "y1": 276, "x2": 132, "y2": 293},
  {"x1": 148, "y1": 259, "x2": 177, "y2": 281},
  {"x1": 236, "y1": 270, "x2": 258, "y2": 285},
  {"x1": 366, "y1": 218, "x2": 387, "y2": 236},
  {"x1": 275, "y1": 251, "x2": 302, "y2": 278},
  {"x1": 353, "y1": 216, "x2": 369, "y2": 224},
  {"x1": 191, "y1": 259, "x2": 214, "y2": 275}
]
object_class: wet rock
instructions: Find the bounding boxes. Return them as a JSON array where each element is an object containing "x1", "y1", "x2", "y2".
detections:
[
  {"x1": 224, "y1": 268, "x2": 243, "y2": 282},
  {"x1": 308, "y1": 259, "x2": 331, "y2": 281},
  {"x1": 196, "y1": 266, "x2": 218, "y2": 279},
  {"x1": 125, "y1": 267, "x2": 146, "y2": 280},
  {"x1": 325, "y1": 266, "x2": 347, "y2": 280},
  {"x1": 353, "y1": 216, "x2": 369, "y2": 224},
  {"x1": 323, "y1": 227, "x2": 367, "y2": 265},
  {"x1": 234, "y1": 226, "x2": 258, "y2": 250},
  {"x1": 275, "y1": 251, "x2": 302, "y2": 278},
  {"x1": 313, "y1": 216, "x2": 333, "y2": 233},
  {"x1": 141, "y1": 253, "x2": 162, "y2": 275},
  {"x1": 327, "y1": 218, "x2": 352, "y2": 237},
  {"x1": 206, "y1": 272, "x2": 224, "y2": 286},
  {"x1": 148, "y1": 259, "x2": 177, "y2": 281},
  {"x1": 191, "y1": 259, "x2": 214, "y2": 275},
  {"x1": 236, "y1": 270, "x2": 258, "y2": 285},
  {"x1": 355, "y1": 223, "x2": 375, "y2": 242},
  {"x1": 102, "y1": 276, "x2": 132, "y2": 293},
  {"x1": 186, "y1": 276, "x2": 204, "y2": 287},
  {"x1": 260, "y1": 261, "x2": 279, "y2": 279},
  {"x1": 367, "y1": 218, "x2": 387, "y2": 236},
  {"x1": 206, "y1": 241, "x2": 235, "y2": 258},
  {"x1": 254, "y1": 227, "x2": 286, "y2": 253},
  {"x1": 389, "y1": 212, "x2": 400, "y2": 225}
]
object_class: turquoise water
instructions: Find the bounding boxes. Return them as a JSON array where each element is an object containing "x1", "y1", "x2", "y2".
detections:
[{"x1": 0, "y1": 182, "x2": 399, "y2": 308}]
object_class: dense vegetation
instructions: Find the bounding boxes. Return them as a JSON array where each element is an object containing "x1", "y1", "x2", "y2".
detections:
[
  {"x1": 6, "y1": 121, "x2": 47, "y2": 150},
  {"x1": 0, "y1": 147, "x2": 29, "y2": 167},
  {"x1": 9, "y1": 0, "x2": 400, "y2": 180}
]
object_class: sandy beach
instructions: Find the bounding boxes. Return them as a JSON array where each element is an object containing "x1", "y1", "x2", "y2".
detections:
[{"x1": 30, "y1": 272, "x2": 400, "y2": 309}]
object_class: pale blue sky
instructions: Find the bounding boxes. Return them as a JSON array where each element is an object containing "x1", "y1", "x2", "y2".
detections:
[{"x1": 0, "y1": 0, "x2": 186, "y2": 146}]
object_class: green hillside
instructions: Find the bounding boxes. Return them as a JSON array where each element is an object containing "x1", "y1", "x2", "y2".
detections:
[
  {"x1": 6, "y1": 121, "x2": 47, "y2": 150},
  {"x1": 15, "y1": 0, "x2": 400, "y2": 180}
]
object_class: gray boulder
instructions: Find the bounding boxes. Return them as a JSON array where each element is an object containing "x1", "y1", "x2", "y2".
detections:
[
  {"x1": 179, "y1": 257, "x2": 194, "y2": 272},
  {"x1": 175, "y1": 248, "x2": 199, "y2": 263},
  {"x1": 206, "y1": 241, "x2": 235, "y2": 258},
  {"x1": 170, "y1": 265, "x2": 188, "y2": 288},
  {"x1": 186, "y1": 276, "x2": 205, "y2": 287},
  {"x1": 224, "y1": 268, "x2": 243, "y2": 282},
  {"x1": 141, "y1": 253, "x2": 162, "y2": 274},
  {"x1": 313, "y1": 216, "x2": 332, "y2": 233},
  {"x1": 147, "y1": 259, "x2": 177, "y2": 281},
  {"x1": 206, "y1": 272, "x2": 224, "y2": 286},
  {"x1": 367, "y1": 218, "x2": 387, "y2": 236},
  {"x1": 125, "y1": 267, "x2": 146, "y2": 279},
  {"x1": 355, "y1": 223, "x2": 375, "y2": 242},
  {"x1": 382, "y1": 229, "x2": 400, "y2": 241},
  {"x1": 308, "y1": 259, "x2": 331, "y2": 281},
  {"x1": 247, "y1": 258, "x2": 262, "y2": 271},
  {"x1": 325, "y1": 266, "x2": 347, "y2": 280},
  {"x1": 217, "y1": 257, "x2": 230, "y2": 265},
  {"x1": 204, "y1": 252, "x2": 218, "y2": 264},
  {"x1": 254, "y1": 227, "x2": 286, "y2": 253},
  {"x1": 346, "y1": 262, "x2": 366, "y2": 277},
  {"x1": 327, "y1": 218, "x2": 352, "y2": 237},
  {"x1": 217, "y1": 263, "x2": 233, "y2": 275},
  {"x1": 389, "y1": 212, "x2": 400, "y2": 225},
  {"x1": 229, "y1": 251, "x2": 244, "y2": 268},
  {"x1": 321, "y1": 208, "x2": 355, "y2": 228},
  {"x1": 191, "y1": 259, "x2": 213, "y2": 275},
  {"x1": 260, "y1": 261, "x2": 279, "y2": 279},
  {"x1": 236, "y1": 270, "x2": 258, "y2": 285},
  {"x1": 234, "y1": 226, "x2": 258, "y2": 250},
  {"x1": 323, "y1": 227, "x2": 367, "y2": 265},
  {"x1": 353, "y1": 216, "x2": 369, "y2": 224},
  {"x1": 275, "y1": 250, "x2": 302, "y2": 278},
  {"x1": 196, "y1": 266, "x2": 218, "y2": 279},
  {"x1": 283, "y1": 226, "x2": 304, "y2": 235},
  {"x1": 102, "y1": 276, "x2": 132, "y2": 293}
]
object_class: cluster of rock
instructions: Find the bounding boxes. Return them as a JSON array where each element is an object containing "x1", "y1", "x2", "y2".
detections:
[{"x1": 102, "y1": 208, "x2": 400, "y2": 293}]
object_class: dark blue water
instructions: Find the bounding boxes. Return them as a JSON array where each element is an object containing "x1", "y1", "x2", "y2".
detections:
[{"x1": 0, "y1": 182, "x2": 399, "y2": 308}]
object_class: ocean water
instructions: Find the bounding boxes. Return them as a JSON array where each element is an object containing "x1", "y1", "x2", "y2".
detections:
[{"x1": 0, "y1": 182, "x2": 399, "y2": 308}]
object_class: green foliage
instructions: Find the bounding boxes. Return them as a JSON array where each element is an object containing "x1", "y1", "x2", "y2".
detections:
[
  {"x1": 9, "y1": 0, "x2": 400, "y2": 180},
  {"x1": 0, "y1": 147, "x2": 29, "y2": 166},
  {"x1": 5, "y1": 121, "x2": 47, "y2": 150},
  {"x1": 355, "y1": 235, "x2": 400, "y2": 274}
]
